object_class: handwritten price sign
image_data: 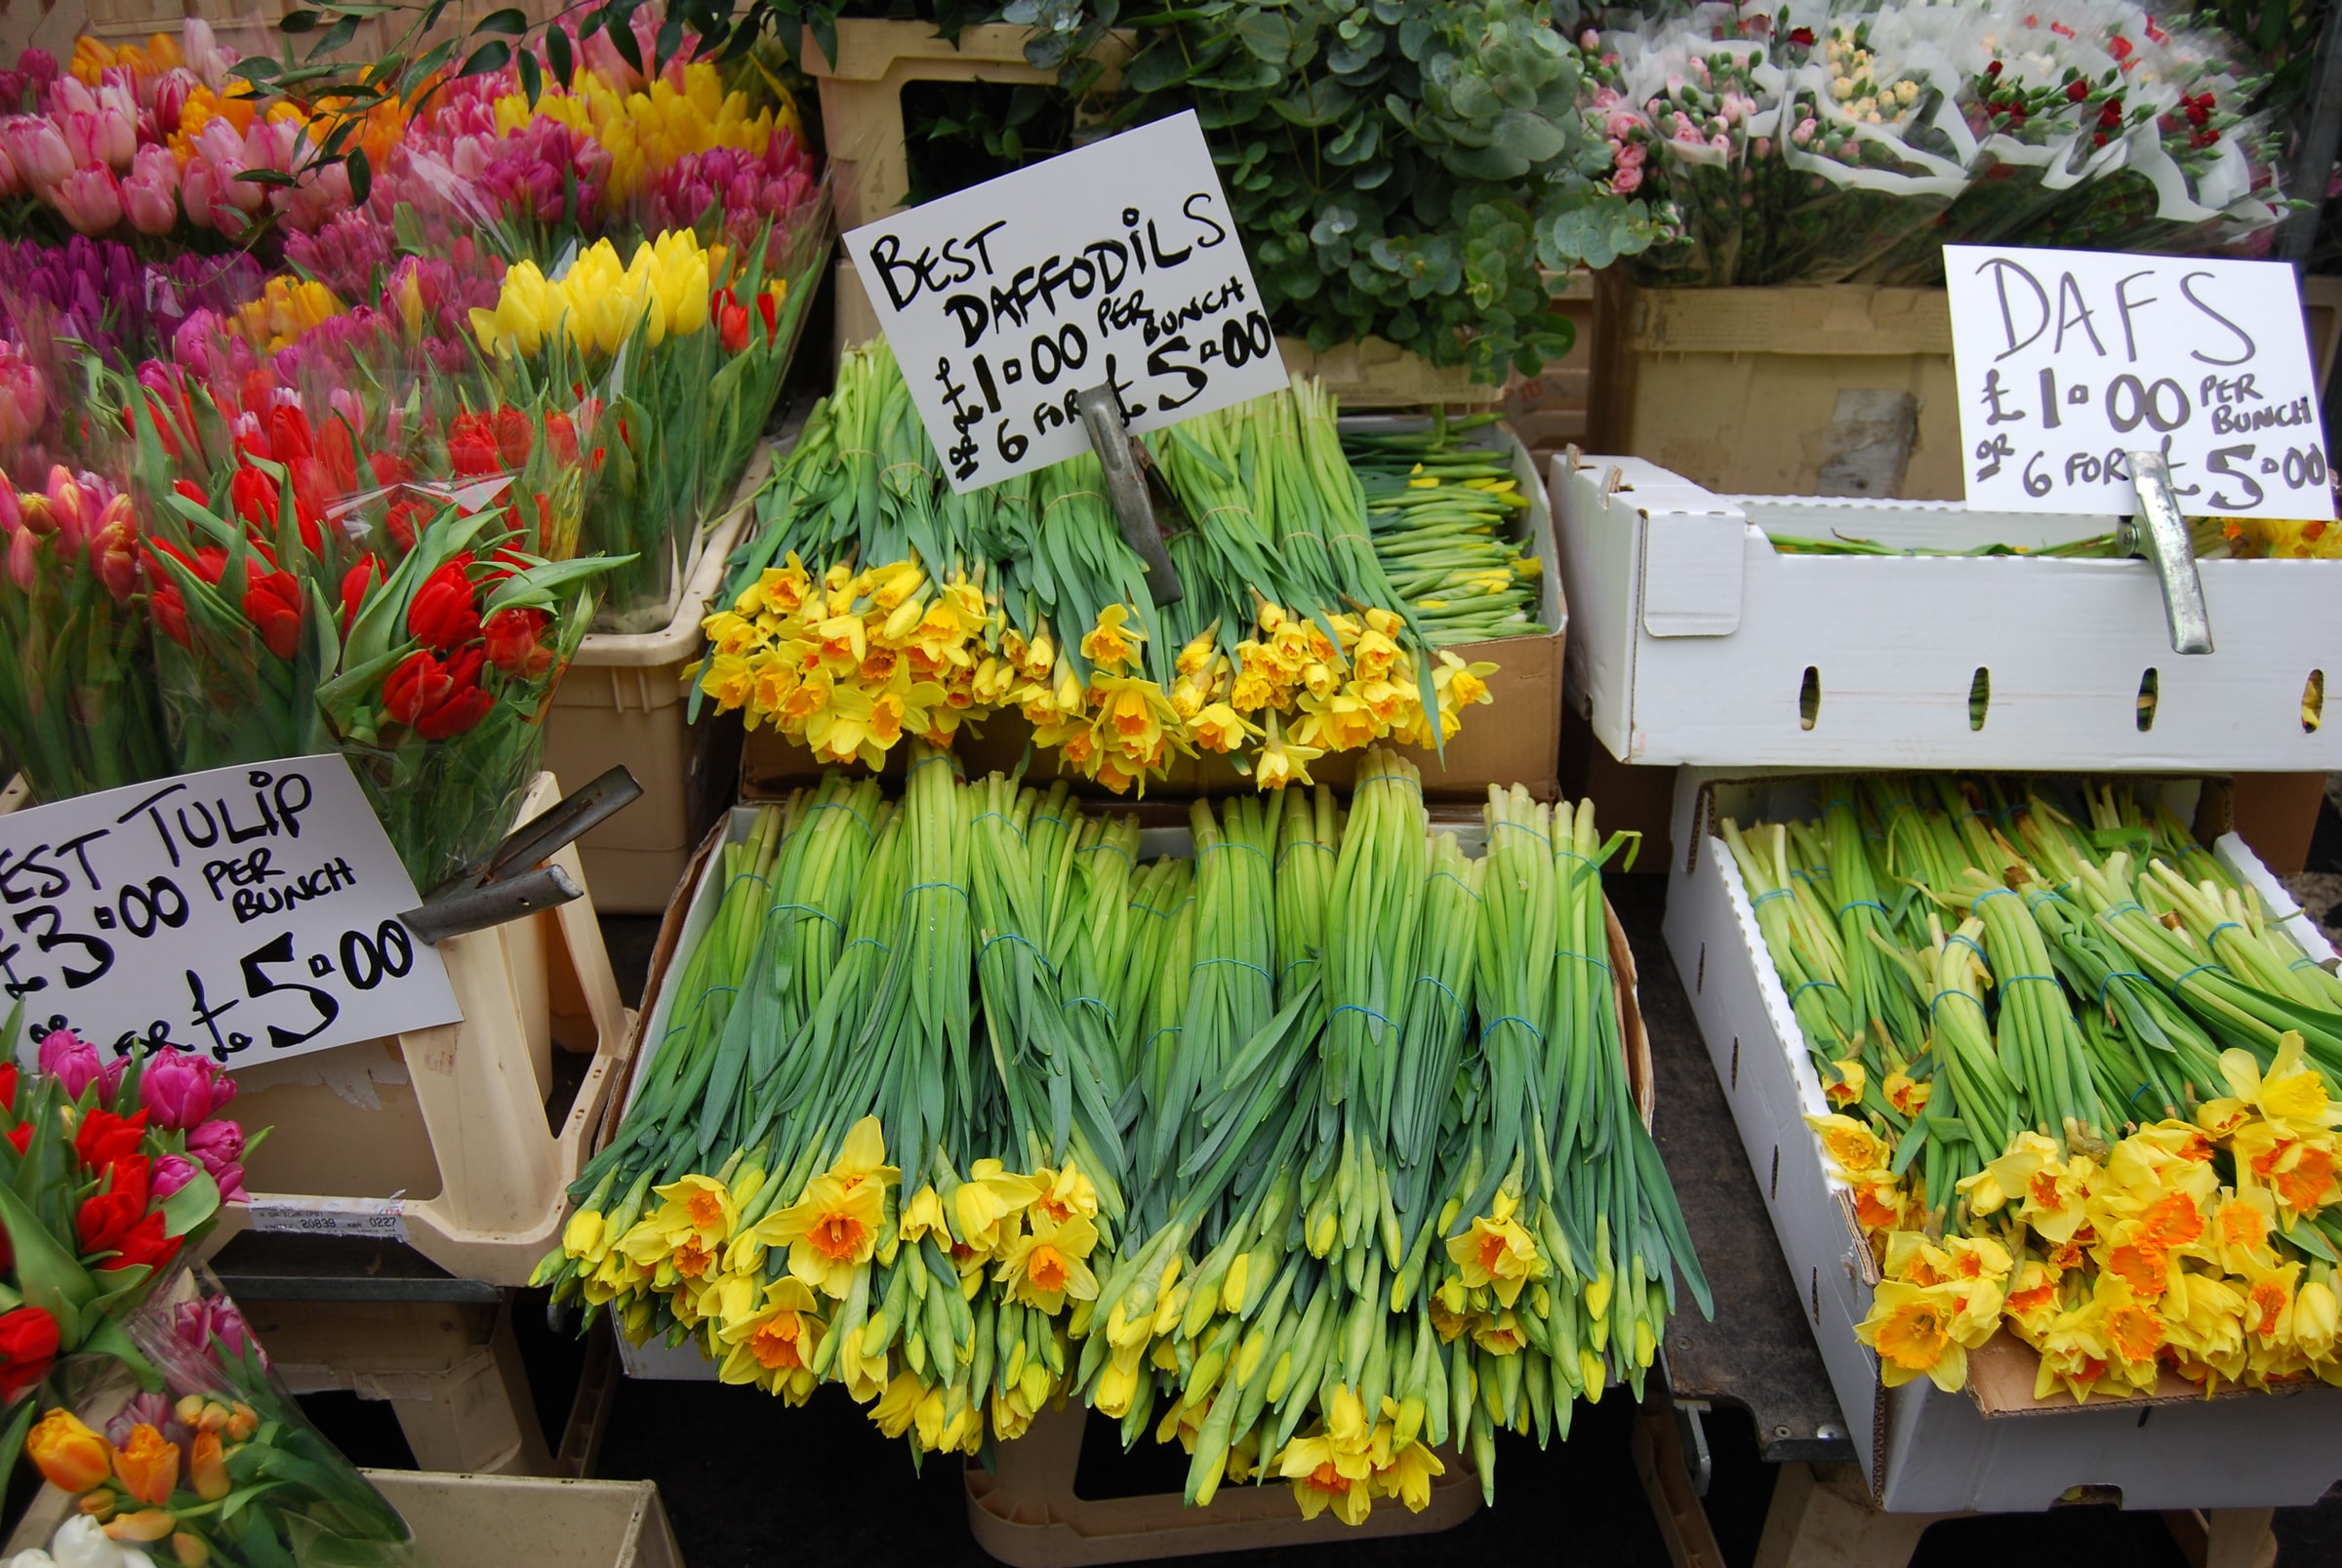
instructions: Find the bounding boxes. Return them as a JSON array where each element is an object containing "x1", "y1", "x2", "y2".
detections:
[
  {"x1": 844, "y1": 110, "x2": 1289, "y2": 492},
  {"x1": 0, "y1": 754, "x2": 460, "y2": 1071},
  {"x1": 1947, "y1": 245, "x2": 2334, "y2": 519}
]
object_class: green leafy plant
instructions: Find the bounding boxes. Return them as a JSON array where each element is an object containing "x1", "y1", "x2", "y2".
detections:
[{"x1": 1113, "y1": 0, "x2": 1655, "y2": 380}]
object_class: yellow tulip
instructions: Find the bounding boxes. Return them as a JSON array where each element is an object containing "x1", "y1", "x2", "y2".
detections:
[{"x1": 27, "y1": 1410, "x2": 110, "y2": 1493}]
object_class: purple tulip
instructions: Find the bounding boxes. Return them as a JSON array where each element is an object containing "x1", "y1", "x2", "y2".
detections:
[
  {"x1": 172, "y1": 1294, "x2": 262, "y2": 1365},
  {"x1": 186, "y1": 1118, "x2": 248, "y2": 1199},
  {"x1": 106, "y1": 1392, "x2": 182, "y2": 1450}
]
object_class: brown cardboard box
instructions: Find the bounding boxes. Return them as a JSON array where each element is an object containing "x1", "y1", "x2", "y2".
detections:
[{"x1": 2224, "y1": 771, "x2": 2334, "y2": 877}]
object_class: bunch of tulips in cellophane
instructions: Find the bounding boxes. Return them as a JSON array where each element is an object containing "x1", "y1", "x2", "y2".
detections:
[
  {"x1": 694, "y1": 343, "x2": 1545, "y2": 793},
  {"x1": 288, "y1": 14, "x2": 829, "y2": 632},
  {"x1": 1724, "y1": 775, "x2": 2342, "y2": 1403},
  {"x1": 0, "y1": 258, "x2": 620, "y2": 885},
  {"x1": 538, "y1": 744, "x2": 1708, "y2": 1523}
]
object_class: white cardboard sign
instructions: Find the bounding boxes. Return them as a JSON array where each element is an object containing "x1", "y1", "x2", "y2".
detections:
[
  {"x1": 843, "y1": 111, "x2": 1287, "y2": 491},
  {"x1": 1946, "y1": 244, "x2": 2333, "y2": 519},
  {"x1": 0, "y1": 754, "x2": 460, "y2": 1071}
]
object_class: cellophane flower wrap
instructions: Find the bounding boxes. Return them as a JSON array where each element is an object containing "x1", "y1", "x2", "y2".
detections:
[
  {"x1": 0, "y1": 1009, "x2": 252, "y2": 1502},
  {"x1": 22, "y1": 1262, "x2": 420, "y2": 1568},
  {"x1": 1581, "y1": 0, "x2": 2282, "y2": 287}
]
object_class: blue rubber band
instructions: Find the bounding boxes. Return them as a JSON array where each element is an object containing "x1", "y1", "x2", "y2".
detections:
[
  {"x1": 972, "y1": 810, "x2": 1028, "y2": 842},
  {"x1": 1203, "y1": 840, "x2": 1272, "y2": 867},
  {"x1": 1275, "y1": 839, "x2": 1335, "y2": 872},
  {"x1": 1493, "y1": 819, "x2": 1553, "y2": 847},
  {"x1": 1972, "y1": 887, "x2": 2018, "y2": 910},
  {"x1": 2130, "y1": 1082, "x2": 2153, "y2": 1106},
  {"x1": 1555, "y1": 847, "x2": 1602, "y2": 872},
  {"x1": 2095, "y1": 970, "x2": 2152, "y2": 1005},
  {"x1": 1066, "y1": 995, "x2": 1116, "y2": 1025},
  {"x1": 807, "y1": 800, "x2": 874, "y2": 838},
  {"x1": 1825, "y1": 799, "x2": 1860, "y2": 819},
  {"x1": 723, "y1": 871, "x2": 772, "y2": 900},
  {"x1": 843, "y1": 937, "x2": 893, "y2": 960},
  {"x1": 1362, "y1": 773, "x2": 1422, "y2": 793},
  {"x1": 1331, "y1": 1003, "x2": 1396, "y2": 1029},
  {"x1": 907, "y1": 880, "x2": 971, "y2": 903},
  {"x1": 769, "y1": 902, "x2": 843, "y2": 932},
  {"x1": 1081, "y1": 841, "x2": 1135, "y2": 865},
  {"x1": 1277, "y1": 957, "x2": 1315, "y2": 987},
  {"x1": 909, "y1": 752, "x2": 959, "y2": 778},
  {"x1": 2001, "y1": 973, "x2": 2060, "y2": 990},
  {"x1": 2024, "y1": 889, "x2": 2065, "y2": 912},
  {"x1": 1032, "y1": 814, "x2": 1067, "y2": 834},
  {"x1": 1127, "y1": 899, "x2": 1173, "y2": 922},
  {"x1": 2205, "y1": 920, "x2": 2244, "y2": 945},
  {"x1": 2102, "y1": 902, "x2": 2145, "y2": 921},
  {"x1": 982, "y1": 931, "x2": 1057, "y2": 973},
  {"x1": 1429, "y1": 869, "x2": 1485, "y2": 905},
  {"x1": 2292, "y1": 957, "x2": 2325, "y2": 972},
  {"x1": 1751, "y1": 887, "x2": 1795, "y2": 908},
  {"x1": 1793, "y1": 866, "x2": 1834, "y2": 884},
  {"x1": 1788, "y1": 979, "x2": 1844, "y2": 1007},
  {"x1": 1930, "y1": 988, "x2": 1987, "y2": 1016},
  {"x1": 1945, "y1": 933, "x2": 1989, "y2": 965},
  {"x1": 2174, "y1": 962, "x2": 2228, "y2": 990},
  {"x1": 1479, "y1": 1014, "x2": 1547, "y2": 1046},
  {"x1": 1556, "y1": 947, "x2": 1613, "y2": 975},
  {"x1": 1193, "y1": 956, "x2": 1272, "y2": 985},
  {"x1": 1837, "y1": 899, "x2": 1890, "y2": 919},
  {"x1": 1413, "y1": 974, "x2": 1464, "y2": 1015}
]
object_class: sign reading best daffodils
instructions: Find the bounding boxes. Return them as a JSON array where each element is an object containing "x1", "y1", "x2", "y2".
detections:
[
  {"x1": 0, "y1": 755, "x2": 460, "y2": 1071},
  {"x1": 1946, "y1": 244, "x2": 2334, "y2": 519},
  {"x1": 843, "y1": 110, "x2": 1290, "y2": 491}
]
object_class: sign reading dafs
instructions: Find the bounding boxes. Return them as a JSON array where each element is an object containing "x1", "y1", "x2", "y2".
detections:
[{"x1": 843, "y1": 111, "x2": 1289, "y2": 492}]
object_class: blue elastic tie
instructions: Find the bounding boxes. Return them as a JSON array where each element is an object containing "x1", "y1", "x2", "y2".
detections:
[
  {"x1": 1193, "y1": 956, "x2": 1272, "y2": 985},
  {"x1": 1203, "y1": 840, "x2": 1272, "y2": 867},
  {"x1": 982, "y1": 931, "x2": 1056, "y2": 974},
  {"x1": 1413, "y1": 974, "x2": 1464, "y2": 1015},
  {"x1": 1556, "y1": 947, "x2": 1613, "y2": 975},
  {"x1": 1493, "y1": 819, "x2": 1554, "y2": 847},
  {"x1": 1479, "y1": 1014, "x2": 1547, "y2": 1046},
  {"x1": 1275, "y1": 838, "x2": 1335, "y2": 872},
  {"x1": 2173, "y1": 962, "x2": 2228, "y2": 990},
  {"x1": 843, "y1": 937, "x2": 893, "y2": 960},
  {"x1": 2129, "y1": 1082, "x2": 2152, "y2": 1105},
  {"x1": 1751, "y1": 887, "x2": 1794, "y2": 909},
  {"x1": 1788, "y1": 979, "x2": 1844, "y2": 1006},
  {"x1": 1362, "y1": 773, "x2": 1422, "y2": 793},
  {"x1": 2024, "y1": 889, "x2": 2064, "y2": 912},
  {"x1": 2292, "y1": 957, "x2": 2326, "y2": 972},
  {"x1": 1066, "y1": 996, "x2": 1115, "y2": 1025},
  {"x1": 769, "y1": 902, "x2": 842, "y2": 932},
  {"x1": 909, "y1": 752, "x2": 959, "y2": 778},
  {"x1": 2102, "y1": 901, "x2": 2145, "y2": 921},
  {"x1": 908, "y1": 881, "x2": 971, "y2": 903},
  {"x1": 724, "y1": 870, "x2": 772, "y2": 900},
  {"x1": 1837, "y1": 899, "x2": 1889, "y2": 919},
  {"x1": 2095, "y1": 970, "x2": 2151, "y2": 1005},
  {"x1": 972, "y1": 811, "x2": 1028, "y2": 842},
  {"x1": 807, "y1": 800, "x2": 874, "y2": 838},
  {"x1": 1081, "y1": 841, "x2": 1134, "y2": 865},
  {"x1": 1128, "y1": 899, "x2": 1173, "y2": 922},
  {"x1": 1555, "y1": 847, "x2": 1601, "y2": 873},
  {"x1": 2205, "y1": 920, "x2": 2243, "y2": 945},
  {"x1": 1429, "y1": 869, "x2": 1485, "y2": 905},
  {"x1": 1945, "y1": 933, "x2": 1989, "y2": 965},
  {"x1": 1972, "y1": 887, "x2": 2018, "y2": 910},
  {"x1": 1930, "y1": 989, "x2": 1987, "y2": 1016},
  {"x1": 1332, "y1": 1003, "x2": 1395, "y2": 1029},
  {"x1": 1033, "y1": 814, "x2": 1067, "y2": 834}
]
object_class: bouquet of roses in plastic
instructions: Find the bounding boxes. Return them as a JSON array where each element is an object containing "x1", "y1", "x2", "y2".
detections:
[
  {"x1": 19, "y1": 1264, "x2": 418, "y2": 1568},
  {"x1": 0, "y1": 1011, "x2": 249, "y2": 1499}
]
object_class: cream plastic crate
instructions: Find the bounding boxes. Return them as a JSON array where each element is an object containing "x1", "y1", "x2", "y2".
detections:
[
  {"x1": 1661, "y1": 767, "x2": 2342, "y2": 1513},
  {"x1": 545, "y1": 511, "x2": 749, "y2": 914},
  {"x1": 365, "y1": 1473, "x2": 684, "y2": 1568},
  {"x1": 0, "y1": 770, "x2": 634, "y2": 1284},
  {"x1": 1553, "y1": 451, "x2": 2342, "y2": 772}
]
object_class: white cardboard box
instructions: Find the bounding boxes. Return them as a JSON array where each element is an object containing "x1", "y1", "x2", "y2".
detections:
[
  {"x1": 1553, "y1": 453, "x2": 2342, "y2": 770},
  {"x1": 1660, "y1": 767, "x2": 2342, "y2": 1513}
]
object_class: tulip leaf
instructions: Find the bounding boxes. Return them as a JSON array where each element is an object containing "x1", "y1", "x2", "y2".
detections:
[
  {"x1": 0, "y1": 1180, "x2": 92, "y2": 1344},
  {"x1": 161, "y1": 1168, "x2": 222, "y2": 1239},
  {"x1": 0, "y1": 1398, "x2": 34, "y2": 1508}
]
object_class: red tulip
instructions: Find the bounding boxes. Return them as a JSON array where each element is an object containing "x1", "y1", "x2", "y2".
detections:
[
  {"x1": 384, "y1": 646, "x2": 493, "y2": 740},
  {"x1": 484, "y1": 606, "x2": 551, "y2": 678},
  {"x1": 545, "y1": 411, "x2": 579, "y2": 466},
  {"x1": 368, "y1": 450, "x2": 413, "y2": 489},
  {"x1": 493, "y1": 407, "x2": 534, "y2": 469},
  {"x1": 151, "y1": 582, "x2": 190, "y2": 647},
  {"x1": 718, "y1": 292, "x2": 749, "y2": 354},
  {"x1": 758, "y1": 289, "x2": 780, "y2": 345},
  {"x1": 384, "y1": 498, "x2": 424, "y2": 552},
  {"x1": 340, "y1": 553, "x2": 382, "y2": 636},
  {"x1": 447, "y1": 412, "x2": 500, "y2": 478},
  {"x1": 0, "y1": 1060, "x2": 18, "y2": 1112},
  {"x1": 101, "y1": 1209, "x2": 180, "y2": 1272},
  {"x1": 243, "y1": 569, "x2": 302, "y2": 660},
  {"x1": 75, "y1": 1106, "x2": 148, "y2": 1171},
  {"x1": 0, "y1": 1306, "x2": 58, "y2": 1402},
  {"x1": 229, "y1": 464, "x2": 279, "y2": 531},
  {"x1": 406, "y1": 560, "x2": 480, "y2": 652}
]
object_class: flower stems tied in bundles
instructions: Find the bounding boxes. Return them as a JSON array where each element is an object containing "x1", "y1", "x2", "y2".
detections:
[
  {"x1": 1729, "y1": 775, "x2": 2342, "y2": 1402},
  {"x1": 541, "y1": 747, "x2": 1708, "y2": 1525}
]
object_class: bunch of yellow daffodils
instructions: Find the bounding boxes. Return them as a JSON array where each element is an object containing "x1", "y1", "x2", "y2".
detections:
[{"x1": 1827, "y1": 1034, "x2": 2342, "y2": 1401}]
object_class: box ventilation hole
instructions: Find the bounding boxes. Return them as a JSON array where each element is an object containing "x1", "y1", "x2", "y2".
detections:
[
  {"x1": 1730, "y1": 1036, "x2": 1740, "y2": 1089},
  {"x1": 2136, "y1": 667, "x2": 2159, "y2": 733},
  {"x1": 1769, "y1": 1146, "x2": 1779, "y2": 1201},
  {"x1": 1968, "y1": 667, "x2": 1991, "y2": 732},
  {"x1": 1810, "y1": 1267, "x2": 1820, "y2": 1325},
  {"x1": 2307, "y1": 670, "x2": 2326, "y2": 734},
  {"x1": 1798, "y1": 666, "x2": 1821, "y2": 731},
  {"x1": 1696, "y1": 944, "x2": 1706, "y2": 993}
]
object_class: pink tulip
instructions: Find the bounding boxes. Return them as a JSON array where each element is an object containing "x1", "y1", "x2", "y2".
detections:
[
  {"x1": 122, "y1": 144, "x2": 178, "y2": 235},
  {"x1": 0, "y1": 344, "x2": 45, "y2": 449},
  {"x1": 182, "y1": 20, "x2": 235, "y2": 89},
  {"x1": 45, "y1": 465, "x2": 89, "y2": 556},
  {"x1": 141, "y1": 1048, "x2": 236, "y2": 1130},
  {"x1": 152, "y1": 1153, "x2": 199, "y2": 1198},
  {"x1": 151, "y1": 68, "x2": 192, "y2": 136},
  {"x1": 37, "y1": 1026, "x2": 102, "y2": 1097},
  {"x1": 7, "y1": 524, "x2": 38, "y2": 590},
  {"x1": 186, "y1": 1118, "x2": 248, "y2": 1198},
  {"x1": 0, "y1": 115, "x2": 69, "y2": 188},
  {"x1": 52, "y1": 163, "x2": 122, "y2": 234},
  {"x1": 19, "y1": 51, "x2": 56, "y2": 91},
  {"x1": 0, "y1": 484, "x2": 20, "y2": 534},
  {"x1": 0, "y1": 140, "x2": 19, "y2": 197}
]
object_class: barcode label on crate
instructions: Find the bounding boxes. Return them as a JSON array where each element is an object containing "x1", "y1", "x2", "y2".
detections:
[{"x1": 246, "y1": 1195, "x2": 408, "y2": 1244}]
